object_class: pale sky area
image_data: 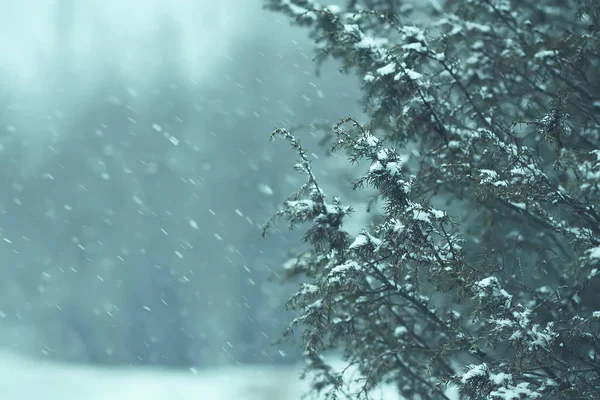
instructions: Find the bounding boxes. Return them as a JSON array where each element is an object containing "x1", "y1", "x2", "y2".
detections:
[{"x1": 0, "y1": 0, "x2": 257, "y2": 82}]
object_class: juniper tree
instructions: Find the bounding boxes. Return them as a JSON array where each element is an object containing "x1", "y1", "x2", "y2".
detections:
[{"x1": 262, "y1": 0, "x2": 600, "y2": 399}]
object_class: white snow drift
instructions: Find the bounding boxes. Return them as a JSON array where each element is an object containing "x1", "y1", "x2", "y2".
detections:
[{"x1": 0, "y1": 350, "x2": 418, "y2": 400}]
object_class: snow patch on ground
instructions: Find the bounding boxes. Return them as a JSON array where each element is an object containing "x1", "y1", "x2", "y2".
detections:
[
  {"x1": 0, "y1": 350, "x2": 458, "y2": 399},
  {"x1": 0, "y1": 350, "x2": 303, "y2": 400}
]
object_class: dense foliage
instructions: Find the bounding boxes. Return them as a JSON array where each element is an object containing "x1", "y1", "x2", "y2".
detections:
[{"x1": 263, "y1": 0, "x2": 600, "y2": 398}]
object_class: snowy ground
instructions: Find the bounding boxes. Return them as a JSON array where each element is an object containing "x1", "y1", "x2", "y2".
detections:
[
  {"x1": 0, "y1": 350, "x2": 415, "y2": 400},
  {"x1": 0, "y1": 350, "x2": 461, "y2": 399},
  {"x1": 0, "y1": 350, "x2": 298, "y2": 400}
]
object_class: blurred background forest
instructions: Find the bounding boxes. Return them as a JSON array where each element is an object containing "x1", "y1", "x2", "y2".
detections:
[{"x1": 0, "y1": 0, "x2": 362, "y2": 369}]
